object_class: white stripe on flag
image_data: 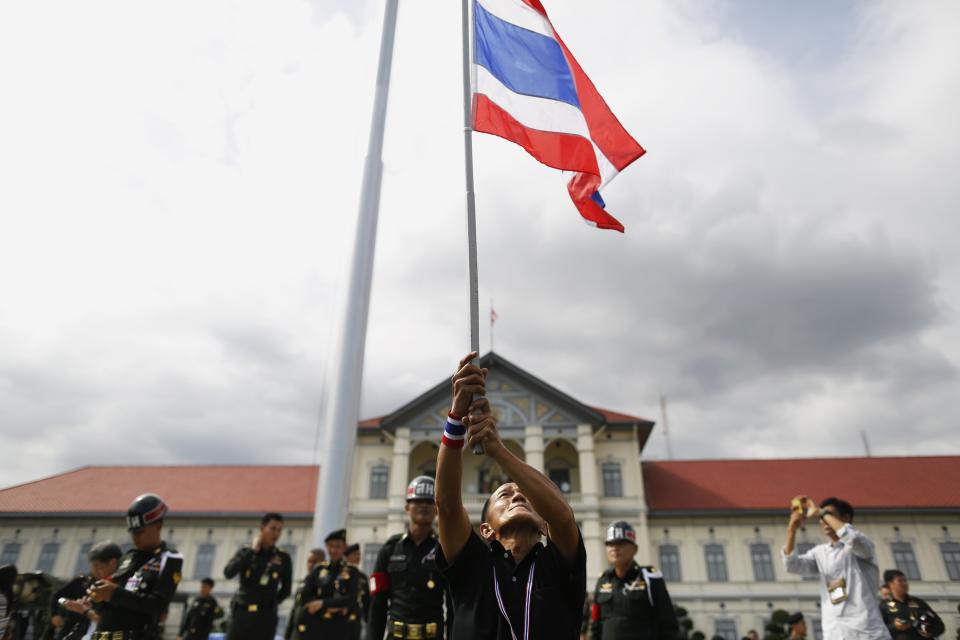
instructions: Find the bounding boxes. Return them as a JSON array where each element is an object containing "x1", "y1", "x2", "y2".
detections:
[
  {"x1": 563, "y1": 141, "x2": 620, "y2": 188},
  {"x1": 476, "y1": 65, "x2": 592, "y2": 141},
  {"x1": 476, "y1": 0, "x2": 554, "y2": 40}
]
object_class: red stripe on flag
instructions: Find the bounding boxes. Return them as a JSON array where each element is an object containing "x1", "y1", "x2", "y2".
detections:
[
  {"x1": 567, "y1": 172, "x2": 624, "y2": 232},
  {"x1": 554, "y1": 36, "x2": 645, "y2": 171},
  {"x1": 474, "y1": 94, "x2": 599, "y2": 176},
  {"x1": 514, "y1": 0, "x2": 645, "y2": 171},
  {"x1": 474, "y1": 94, "x2": 625, "y2": 232},
  {"x1": 519, "y1": 0, "x2": 548, "y2": 16}
]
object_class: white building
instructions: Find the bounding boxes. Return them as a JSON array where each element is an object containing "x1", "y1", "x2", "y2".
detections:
[{"x1": 2, "y1": 353, "x2": 959, "y2": 639}]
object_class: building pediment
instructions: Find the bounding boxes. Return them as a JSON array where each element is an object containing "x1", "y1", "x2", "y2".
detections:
[{"x1": 374, "y1": 353, "x2": 653, "y2": 439}]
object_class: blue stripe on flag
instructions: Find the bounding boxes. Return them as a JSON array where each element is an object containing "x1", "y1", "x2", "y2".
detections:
[
  {"x1": 590, "y1": 191, "x2": 606, "y2": 208},
  {"x1": 474, "y1": 1, "x2": 580, "y2": 109}
]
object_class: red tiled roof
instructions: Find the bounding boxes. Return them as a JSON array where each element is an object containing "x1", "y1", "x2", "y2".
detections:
[
  {"x1": 643, "y1": 456, "x2": 960, "y2": 512},
  {"x1": 592, "y1": 406, "x2": 652, "y2": 425},
  {"x1": 0, "y1": 466, "x2": 319, "y2": 515},
  {"x1": 359, "y1": 416, "x2": 385, "y2": 429},
  {"x1": 7, "y1": 456, "x2": 957, "y2": 517}
]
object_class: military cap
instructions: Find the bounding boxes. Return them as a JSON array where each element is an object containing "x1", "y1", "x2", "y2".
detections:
[
  {"x1": 325, "y1": 528, "x2": 347, "y2": 543},
  {"x1": 126, "y1": 493, "x2": 168, "y2": 531},
  {"x1": 345, "y1": 543, "x2": 360, "y2": 555},
  {"x1": 406, "y1": 475, "x2": 436, "y2": 502},
  {"x1": 605, "y1": 521, "x2": 637, "y2": 545},
  {"x1": 787, "y1": 612, "x2": 804, "y2": 625}
]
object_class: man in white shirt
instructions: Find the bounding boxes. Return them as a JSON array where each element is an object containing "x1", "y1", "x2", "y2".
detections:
[{"x1": 782, "y1": 496, "x2": 890, "y2": 640}]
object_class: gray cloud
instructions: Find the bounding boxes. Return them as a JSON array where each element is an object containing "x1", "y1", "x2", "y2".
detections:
[{"x1": 1, "y1": 0, "x2": 959, "y2": 488}]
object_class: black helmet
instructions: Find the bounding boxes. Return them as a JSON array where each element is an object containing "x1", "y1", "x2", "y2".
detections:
[
  {"x1": 126, "y1": 494, "x2": 168, "y2": 531},
  {"x1": 605, "y1": 521, "x2": 637, "y2": 545},
  {"x1": 406, "y1": 476, "x2": 435, "y2": 502}
]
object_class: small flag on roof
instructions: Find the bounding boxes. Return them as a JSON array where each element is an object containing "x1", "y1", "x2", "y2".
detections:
[{"x1": 472, "y1": 0, "x2": 645, "y2": 232}]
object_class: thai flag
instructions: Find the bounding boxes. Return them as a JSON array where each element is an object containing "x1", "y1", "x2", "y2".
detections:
[{"x1": 472, "y1": 0, "x2": 645, "y2": 232}]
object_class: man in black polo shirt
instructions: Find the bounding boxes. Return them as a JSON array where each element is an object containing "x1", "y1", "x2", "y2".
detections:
[{"x1": 435, "y1": 352, "x2": 587, "y2": 640}]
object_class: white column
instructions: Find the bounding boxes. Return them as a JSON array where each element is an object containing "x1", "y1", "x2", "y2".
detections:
[
  {"x1": 386, "y1": 427, "x2": 411, "y2": 536},
  {"x1": 576, "y1": 424, "x2": 604, "y2": 581},
  {"x1": 632, "y1": 424, "x2": 651, "y2": 559},
  {"x1": 523, "y1": 425, "x2": 544, "y2": 472},
  {"x1": 577, "y1": 424, "x2": 599, "y2": 506}
]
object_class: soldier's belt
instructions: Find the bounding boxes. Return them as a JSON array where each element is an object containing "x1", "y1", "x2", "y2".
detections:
[
  {"x1": 236, "y1": 602, "x2": 276, "y2": 614},
  {"x1": 390, "y1": 620, "x2": 440, "y2": 639},
  {"x1": 93, "y1": 631, "x2": 148, "y2": 640}
]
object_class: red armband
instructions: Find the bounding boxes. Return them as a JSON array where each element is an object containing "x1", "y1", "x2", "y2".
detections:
[
  {"x1": 370, "y1": 572, "x2": 391, "y2": 596},
  {"x1": 590, "y1": 603, "x2": 600, "y2": 622}
]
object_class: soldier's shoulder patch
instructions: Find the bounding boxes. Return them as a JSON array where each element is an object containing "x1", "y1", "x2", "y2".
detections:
[{"x1": 599, "y1": 582, "x2": 614, "y2": 593}]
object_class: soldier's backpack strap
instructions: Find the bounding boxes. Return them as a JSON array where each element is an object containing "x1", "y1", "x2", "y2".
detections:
[{"x1": 639, "y1": 567, "x2": 662, "y2": 607}]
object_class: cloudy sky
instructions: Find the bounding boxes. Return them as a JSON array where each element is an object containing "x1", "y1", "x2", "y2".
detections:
[{"x1": 1, "y1": 0, "x2": 958, "y2": 489}]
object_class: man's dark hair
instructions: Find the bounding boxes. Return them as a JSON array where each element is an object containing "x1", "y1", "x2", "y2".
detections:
[
  {"x1": 201, "y1": 577, "x2": 215, "y2": 587},
  {"x1": 819, "y1": 497, "x2": 854, "y2": 522},
  {"x1": 883, "y1": 569, "x2": 905, "y2": 585},
  {"x1": 88, "y1": 541, "x2": 123, "y2": 564},
  {"x1": 310, "y1": 548, "x2": 326, "y2": 560},
  {"x1": 261, "y1": 512, "x2": 284, "y2": 526}
]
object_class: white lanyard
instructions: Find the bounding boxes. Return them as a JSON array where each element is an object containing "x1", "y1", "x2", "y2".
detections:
[{"x1": 493, "y1": 561, "x2": 536, "y2": 640}]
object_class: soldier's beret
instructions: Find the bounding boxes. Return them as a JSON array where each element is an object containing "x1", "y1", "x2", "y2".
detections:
[{"x1": 325, "y1": 529, "x2": 347, "y2": 543}]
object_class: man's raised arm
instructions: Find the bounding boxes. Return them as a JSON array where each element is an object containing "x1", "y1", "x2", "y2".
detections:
[
  {"x1": 436, "y1": 352, "x2": 487, "y2": 565},
  {"x1": 466, "y1": 403, "x2": 580, "y2": 564}
]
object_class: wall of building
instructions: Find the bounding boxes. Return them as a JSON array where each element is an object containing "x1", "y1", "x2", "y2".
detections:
[{"x1": 646, "y1": 513, "x2": 960, "y2": 639}]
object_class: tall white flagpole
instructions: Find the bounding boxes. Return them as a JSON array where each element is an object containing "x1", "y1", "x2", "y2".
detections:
[
  {"x1": 461, "y1": 0, "x2": 485, "y2": 455},
  {"x1": 312, "y1": 0, "x2": 399, "y2": 547}
]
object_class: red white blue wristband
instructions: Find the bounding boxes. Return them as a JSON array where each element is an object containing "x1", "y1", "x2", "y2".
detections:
[{"x1": 442, "y1": 413, "x2": 466, "y2": 449}]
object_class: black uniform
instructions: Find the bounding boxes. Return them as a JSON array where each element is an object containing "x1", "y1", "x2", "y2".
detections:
[
  {"x1": 283, "y1": 581, "x2": 308, "y2": 640},
  {"x1": 50, "y1": 575, "x2": 93, "y2": 640},
  {"x1": 350, "y1": 567, "x2": 369, "y2": 640},
  {"x1": 880, "y1": 595, "x2": 945, "y2": 639},
  {"x1": 293, "y1": 559, "x2": 360, "y2": 640},
  {"x1": 437, "y1": 530, "x2": 587, "y2": 640},
  {"x1": 223, "y1": 546, "x2": 293, "y2": 640},
  {"x1": 368, "y1": 532, "x2": 452, "y2": 640},
  {"x1": 94, "y1": 543, "x2": 184, "y2": 640},
  {"x1": 178, "y1": 596, "x2": 222, "y2": 640},
  {"x1": 590, "y1": 564, "x2": 679, "y2": 640}
]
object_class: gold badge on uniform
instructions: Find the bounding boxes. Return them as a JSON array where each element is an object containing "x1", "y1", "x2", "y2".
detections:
[
  {"x1": 427, "y1": 579, "x2": 436, "y2": 589},
  {"x1": 272, "y1": 572, "x2": 278, "y2": 580},
  {"x1": 319, "y1": 569, "x2": 328, "y2": 579},
  {"x1": 172, "y1": 572, "x2": 182, "y2": 585},
  {"x1": 298, "y1": 626, "x2": 306, "y2": 633},
  {"x1": 340, "y1": 571, "x2": 350, "y2": 580},
  {"x1": 600, "y1": 582, "x2": 613, "y2": 592}
]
